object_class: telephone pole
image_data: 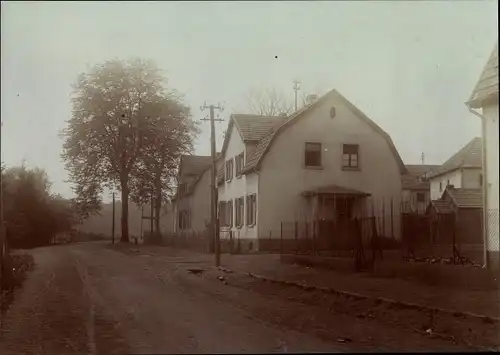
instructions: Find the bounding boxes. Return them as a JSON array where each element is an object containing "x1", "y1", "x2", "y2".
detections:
[
  {"x1": 293, "y1": 79, "x2": 301, "y2": 111},
  {"x1": 111, "y1": 192, "x2": 116, "y2": 245},
  {"x1": 201, "y1": 102, "x2": 224, "y2": 267}
]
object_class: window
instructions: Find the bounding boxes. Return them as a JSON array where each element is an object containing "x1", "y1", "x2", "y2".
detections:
[
  {"x1": 235, "y1": 197, "x2": 244, "y2": 228},
  {"x1": 480, "y1": 174, "x2": 483, "y2": 187},
  {"x1": 235, "y1": 152, "x2": 245, "y2": 177},
  {"x1": 447, "y1": 179, "x2": 450, "y2": 187},
  {"x1": 246, "y1": 194, "x2": 257, "y2": 226},
  {"x1": 305, "y1": 142, "x2": 322, "y2": 167},
  {"x1": 225, "y1": 158, "x2": 234, "y2": 181},
  {"x1": 227, "y1": 200, "x2": 233, "y2": 227},
  {"x1": 439, "y1": 182, "x2": 443, "y2": 192},
  {"x1": 417, "y1": 192, "x2": 425, "y2": 203},
  {"x1": 342, "y1": 144, "x2": 359, "y2": 169}
]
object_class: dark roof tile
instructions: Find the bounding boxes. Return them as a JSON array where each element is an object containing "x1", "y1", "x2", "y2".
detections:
[
  {"x1": 447, "y1": 187, "x2": 483, "y2": 208},
  {"x1": 468, "y1": 42, "x2": 499, "y2": 108}
]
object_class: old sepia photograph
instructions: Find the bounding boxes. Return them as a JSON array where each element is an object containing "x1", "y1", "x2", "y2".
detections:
[{"x1": 1, "y1": 0, "x2": 498, "y2": 353}]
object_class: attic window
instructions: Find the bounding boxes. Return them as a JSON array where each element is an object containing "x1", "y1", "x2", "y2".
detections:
[{"x1": 329, "y1": 107, "x2": 336, "y2": 119}]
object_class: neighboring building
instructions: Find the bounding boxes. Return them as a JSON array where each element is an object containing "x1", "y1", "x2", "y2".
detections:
[
  {"x1": 217, "y1": 89, "x2": 406, "y2": 252},
  {"x1": 427, "y1": 186, "x2": 483, "y2": 250},
  {"x1": 466, "y1": 42, "x2": 499, "y2": 267},
  {"x1": 428, "y1": 137, "x2": 483, "y2": 201},
  {"x1": 401, "y1": 164, "x2": 439, "y2": 214},
  {"x1": 173, "y1": 155, "x2": 213, "y2": 235}
]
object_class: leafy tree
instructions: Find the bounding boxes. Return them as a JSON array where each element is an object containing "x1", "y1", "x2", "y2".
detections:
[
  {"x1": 129, "y1": 94, "x2": 198, "y2": 236},
  {"x1": 1, "y1": 165, "x2": 75, "y2": 248},
  {"x1": 61, "y1": 58, "x2": 197, "y2": 242}
]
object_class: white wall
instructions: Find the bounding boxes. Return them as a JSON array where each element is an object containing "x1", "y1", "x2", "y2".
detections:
[
  {"x1": 484, "y1": 103, "x2": 499, "y2": 212},
  {"x1": 462, "y1": 167, "x2": 483, "y2": 189},
  {"x1": 483, "y1": 102, "x2": 499, "y2": 252},
  {"x1": 258, "y1": 94, "x2": 403, "y2": 239},
  {"x1": 218, "y1": 123, "x2": 259, "y2": 240},
  {"x1": 430, "y1": 170, "x2": 462, "y2": 200}
]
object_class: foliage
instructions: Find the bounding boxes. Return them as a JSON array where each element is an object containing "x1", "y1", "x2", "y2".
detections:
[
  {"x1": 61, "y1": 58, "x2": 198, "y2": 241},
  {"x1": 1, "y1": 165, "x2": 76, "y2": 248},
  {"x1": 129, "y1": 93, "x2": 199, "y2": 215}
]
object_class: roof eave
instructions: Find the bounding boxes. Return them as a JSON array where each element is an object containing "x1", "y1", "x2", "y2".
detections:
[{"x1": 466, "y1": 91, "x2": 499, "y2": 109}]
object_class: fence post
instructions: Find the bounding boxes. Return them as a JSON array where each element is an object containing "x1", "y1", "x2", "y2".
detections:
[
  {"x1": 280, "y1": 222, "x2": 283, "y2": 259},
  {"x1": 294, "y1": 220, "x2": 298, "y2": 255},
  {"x1": 312, "y1": 221, "x2": 316, "y2": 255},
  {"x1": 391, "y1": 198, "x2": 395, "y2": 239},
  {"x1": 305, "y1": 221, "x2": 309, "y2": 254}
]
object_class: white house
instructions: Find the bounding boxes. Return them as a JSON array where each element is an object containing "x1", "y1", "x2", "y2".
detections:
[
  {"x1": 217, "y1": 89, "x2": 406, "y2": 252},
  {"x1": 173, "y1": 155, "x2": 213, "y2": 235},
  {"x1": 428, "y1": 137, "x2": 483, "y2": 201},
  {"x1": 466, "y1": 42, "x2": 499, "y2": 268}
]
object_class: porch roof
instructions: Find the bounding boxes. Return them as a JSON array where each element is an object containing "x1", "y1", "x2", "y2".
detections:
[{"x1": 302, "y1": 184, "x2": 371, "y2": 197}]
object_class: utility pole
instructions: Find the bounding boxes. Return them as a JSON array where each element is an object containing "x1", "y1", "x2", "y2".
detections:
[
  {"x1": 200, "y1": 102, "x2": 224, "y2": 267},
  {"x1": 293, "y1": 79, "x2": 301, "y2": 111},
  {"x1": 150, "y1": 193, "x2": 154, "y2": 241},
  {"x1": 111, "y1": 192, "x2": 116, "y2": 244}
]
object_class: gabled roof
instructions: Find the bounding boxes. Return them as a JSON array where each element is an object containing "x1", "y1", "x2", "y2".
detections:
[
  {"x1": 179, "y1": 155, "x2": 212, "y2": 177},
  {"x1": 428, "y1": 137, "x2": 482, "y2": 179},
  {"x1": 467, "y1": 42, "x2": 499, "y2": 109},
  {"x1": 219, "y1": 114, "x2": 288, "y2": 157},
  {"x1": 402, "y1": 164, "x2": 440, "y2": 190},
  {"x1": 445, "y1": 187, "x2": 483, "y2": 209},
  {"x1": 429, "y1": 199, "x2": 454, "y2": 215},
  {"x1": 242, "y1": 89, "x2": 407, "y2": 174}
]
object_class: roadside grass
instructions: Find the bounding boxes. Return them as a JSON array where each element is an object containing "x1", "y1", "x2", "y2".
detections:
[{"x1": 1, "y1": 253, "x2": 35, "y2": 314}]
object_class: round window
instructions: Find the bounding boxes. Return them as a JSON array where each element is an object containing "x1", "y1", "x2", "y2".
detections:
[{"x1": 329, "y1": 107, "x2": 336, "y2": 119}]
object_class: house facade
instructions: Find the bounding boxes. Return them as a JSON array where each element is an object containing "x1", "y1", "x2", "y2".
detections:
[
  {"x1": 428, "y1": 137, "x2": 483, "y2": 201},
  {"x1": 401, "y1": 164, "x2": 439, "y2": 214},
  {"x1": 466, "y1": 42, "x2": 499, "y2": 268},
  {"x1": 173, "y1": 155, "x2": 213, "y2": 235},
  {"x1": 218, "y1": 89, "x2": 406, "y2": 252}
]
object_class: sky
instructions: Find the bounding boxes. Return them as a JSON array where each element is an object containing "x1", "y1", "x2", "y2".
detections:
[{"x1": 1, "y1": 1, "x2": 498, "y2": 201}]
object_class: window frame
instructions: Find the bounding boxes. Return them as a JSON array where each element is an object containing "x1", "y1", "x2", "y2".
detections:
[
  {"x1": 246, "y1": 194, "x2": 257, "y2": 226},
  {"x1": 342, "y1": 144, "x2": 360, "y2": 169},
  {"x1": 416, "y1": 192, "x2": 425, "y2": 203},
  {"x1": 225, "y1": 158, "x2": 234, "y2": 181},
  {"x1": 304, "y1": 142, "x2": 322, "y2": 168},
  {"x1": 235, "y1": 197, "x2": 244, "y2": 228},
  {"x1": 235, "y1": 152, "x2": 245, "y2": 178}
]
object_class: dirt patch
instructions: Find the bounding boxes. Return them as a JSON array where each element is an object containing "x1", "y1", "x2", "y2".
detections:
[
  {"x1": 1, "y1": 253, "x2": 35, "y2": 314},
  {"x1": 222, "y1": 272, "x2": 500, "y2": 350}
]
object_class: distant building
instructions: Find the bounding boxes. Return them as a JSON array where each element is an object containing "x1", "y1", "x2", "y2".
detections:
[
  {"x1": 401, "y1": 164, "x2": 439, "y2": 214},
  {"x1": 427, "y1": 137, "x2": 482, "y2": 201}
]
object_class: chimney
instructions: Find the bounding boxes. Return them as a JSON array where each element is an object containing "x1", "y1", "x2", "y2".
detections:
[{"x1": 305, "y1": 94, "x2": 318, "y2": 106}]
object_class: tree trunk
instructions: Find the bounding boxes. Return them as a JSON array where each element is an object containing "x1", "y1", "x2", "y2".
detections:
[
  {"x1": 154, "y1": 169, "x2": 162, "y2": 237},
  {"x1": 120, "y1": 177, "x2": 130, "y2": 243}
]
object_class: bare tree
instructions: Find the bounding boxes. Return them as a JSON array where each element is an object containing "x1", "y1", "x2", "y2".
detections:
[{"x1": 246, "y1": 87, "x2": 294, "y2": 116}]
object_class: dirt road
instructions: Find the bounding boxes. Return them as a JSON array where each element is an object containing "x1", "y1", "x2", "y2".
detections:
[{"x1": 0, "y1": 242, "x2": 469, "y2": 354}]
